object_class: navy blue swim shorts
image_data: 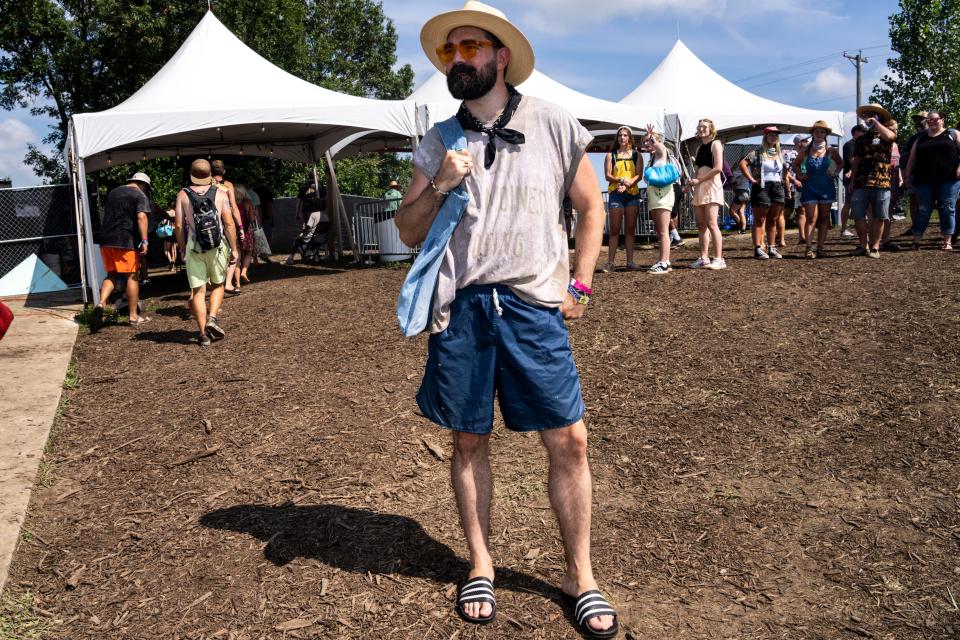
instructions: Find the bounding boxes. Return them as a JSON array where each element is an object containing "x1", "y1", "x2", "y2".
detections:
[{"x1": 416, "y1": 284, "x2": 585, "y2": 434}]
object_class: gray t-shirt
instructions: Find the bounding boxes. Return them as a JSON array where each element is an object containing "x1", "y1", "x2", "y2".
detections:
[{"x1": 413, "y1": 95, "x2": 592, "y2": 333}]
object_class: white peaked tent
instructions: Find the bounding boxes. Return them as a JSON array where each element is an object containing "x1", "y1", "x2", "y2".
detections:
[
  {"x1": 621, "y1": 41, "x2": 844, "y2": 142},
  {"x1": 410, "y1": 70, "x2": 662, "y2": 136},
  {"x1": 65, "y1": 11, "x2": 418, "y2": 304}
]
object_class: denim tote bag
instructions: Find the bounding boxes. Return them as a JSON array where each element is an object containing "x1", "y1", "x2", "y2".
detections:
[{"x1": 396, "y1": 117, "x2": 470, "y2": 337}]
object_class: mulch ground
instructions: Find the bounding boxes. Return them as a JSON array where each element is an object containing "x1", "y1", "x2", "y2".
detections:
[{"x1": 6, "y1": 224, "x2": 960, "y2": 640}]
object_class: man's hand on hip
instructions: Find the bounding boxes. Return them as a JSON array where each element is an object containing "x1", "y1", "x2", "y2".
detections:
[{"x1": 561, "y1": 292, "x2": 586, "y2": 320}]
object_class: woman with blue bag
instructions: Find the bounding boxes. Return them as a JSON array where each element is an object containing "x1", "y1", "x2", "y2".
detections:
[
  {"x1": 642, "y1": 125, "x2": 680, "y2": 273},
  {"x1": 156, "y1": 203, "x2": 178, "y2": 271}
]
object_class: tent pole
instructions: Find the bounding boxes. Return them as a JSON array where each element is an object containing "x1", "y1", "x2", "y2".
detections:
[
  {"x1": 323, "y1": 150, "x2": 359, "y2": 262},
  {"x1": 75, "y1": 157, "x2": 99, "y2": 306},
  {"x1": 67, "y1": 125, "x2": 89, "y2": 306}
]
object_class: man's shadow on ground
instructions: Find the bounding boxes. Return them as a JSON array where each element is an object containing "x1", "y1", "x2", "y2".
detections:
[{"x1": 201, "y1": 504, "x2": 557, "y2": 599}]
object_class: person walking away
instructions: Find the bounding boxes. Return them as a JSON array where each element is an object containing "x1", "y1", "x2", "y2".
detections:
[
  {"x1": 903, "y1": 110, "x2": 960, "y2": 251},
  {"x1": 849, "y1": 104, "x2": 897, "y2": 258},
  {"x1": 601, "y1": 126, "x2": 643, "y2": 272},
  {"x1": 686, "y1": 119, "x2": 726, "y2": 269},
  {"x1": 175, "y1": 159, "x2": 239, "y2": 346},
  {"x1": 740, "y1": 127, "x2": 787, "y2": 260},
  {"x1": 794, "y1": 120, "x2": 843, "y2": 258},
  {"x1": 879, "y1": 124, "x2": 904, "y2": 251},
  {"x1": 642, "y1": 125, "x2": 679, "y2": 273},
  {"x1": 840, "y1": 124, "x2": 866, "y2": 238},
  {"x1": 210, "y1": 160, "x2": 245, "y2": 293},
  {"x1": 158, "y1": 202, "x2": 178, "y2": 271},
  {"x1": 255, "y1": 176, "x2": 275, "y2": 244},
  {"x1": 89, "y1": 172, "x2": 153, "y2": 332},
  {"x1": 395, "y1": 2, "x2": 617, "y2": 636},
  {"x1": 233, "y1": 183, "x2": 258, "y2": 284}
]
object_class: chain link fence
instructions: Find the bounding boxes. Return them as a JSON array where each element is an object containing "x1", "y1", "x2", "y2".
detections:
[{"x1": 0, "y1": 185, "x2": 81, "y2": 286}]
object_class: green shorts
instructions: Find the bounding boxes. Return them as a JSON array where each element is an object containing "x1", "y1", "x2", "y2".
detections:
[{"x1": 185, "y1": 237, "x2": 229, "y2": 289}]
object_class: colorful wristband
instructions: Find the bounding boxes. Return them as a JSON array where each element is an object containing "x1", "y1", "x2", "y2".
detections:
[{"x1": 569, "y1": 278, "x2": 592, "y2": 295}]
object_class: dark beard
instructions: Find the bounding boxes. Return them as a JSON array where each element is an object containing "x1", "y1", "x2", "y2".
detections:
[{"x1": 447, "y1": 58, "x2": 497, "y2": 100}]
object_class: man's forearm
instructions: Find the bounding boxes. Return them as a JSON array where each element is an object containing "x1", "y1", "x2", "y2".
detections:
[
  {"x1": 572, "y1": 203, "x2": 604, "y2": 287},
  {"x1": 395, "y1": 188, "x2": 444, "y2": 246}
]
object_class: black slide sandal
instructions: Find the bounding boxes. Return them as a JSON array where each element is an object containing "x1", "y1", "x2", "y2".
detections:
[
  {"x1": 456, "y1": 576, "x2": 496, "y2": 625},
  {"x1": 561, "y1": 589, "x2": 619, "y2": 638}
]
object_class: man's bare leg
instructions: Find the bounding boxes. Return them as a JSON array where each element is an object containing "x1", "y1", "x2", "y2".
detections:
[
  {"x1": 208, "y1": 282, "x2": 226, "y2": 321},
  {"x1": 451, "y1": 431, "x2": 494, "y2": 620},
  {"x1": 97, "y1": 276, "x2": 116, "y2": 309},
  {"x1": 189, "y1": 285, "x2": 207, "y2": 334},
  {"x1": 125, "y1": 274, "x2": 141, "y2": 321},
  {"x1": 541, "y1": 421, "x2": 614, "y2": 633}
]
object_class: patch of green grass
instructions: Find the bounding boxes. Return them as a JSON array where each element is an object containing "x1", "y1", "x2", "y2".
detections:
[
  {"x1": 380, "y1": 260, "x2": 412, "y2": 270},
  {"x1": 19, "y1": 530, "x2": 32, "y2": 545},
  {"x1": 73, "y1": 306, "x2": 127, "y2": 327},
  {"x1": 0, "y1": 591, "x2": 61, "y2": 639},
  {"x1": 62, "y1": 361, "x2": 80, "y2": 390},
  {"x1": 35, "y1": 460, "x2": 56, "y2": 489}
]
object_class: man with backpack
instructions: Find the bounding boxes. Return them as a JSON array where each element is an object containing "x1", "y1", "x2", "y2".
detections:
[{"x1": 174, "y1": 159, "x2": 238, "y2": 347}]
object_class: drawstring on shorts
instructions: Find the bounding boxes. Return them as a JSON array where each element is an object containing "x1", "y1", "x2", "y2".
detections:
[{"x1": 492, "y1": 287, "x2": 503, "y2": 317}]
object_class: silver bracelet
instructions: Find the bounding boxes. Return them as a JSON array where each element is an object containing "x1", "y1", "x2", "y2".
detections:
[{"x1": 430, "y1": 179, "x2": 449, "y2": 196}]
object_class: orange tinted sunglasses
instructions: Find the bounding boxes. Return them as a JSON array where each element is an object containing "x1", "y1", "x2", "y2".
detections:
[{"x1": 436, "y1": 40, "x2": 495, "y2": 65}]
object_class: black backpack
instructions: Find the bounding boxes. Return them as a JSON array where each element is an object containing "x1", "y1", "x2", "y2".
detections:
[{"x1": 183, "y1": 186, "x2": 222, "y2": 252}]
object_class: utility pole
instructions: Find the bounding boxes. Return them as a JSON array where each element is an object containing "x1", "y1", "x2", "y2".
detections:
[{"x1": 843, "y1": 50, "x2": 868, "y2": 120}]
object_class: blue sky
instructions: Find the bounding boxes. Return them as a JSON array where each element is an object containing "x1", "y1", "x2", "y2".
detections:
[{"x1": 0, "y1": 0, "x2": 898, "y2": 187}]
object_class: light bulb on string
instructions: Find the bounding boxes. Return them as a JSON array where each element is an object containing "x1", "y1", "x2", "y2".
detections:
[
  {"x1": 107, "y1": 154, "x2": 112, "y2": 166},
  {"x1": 260, "y1": 124, "x2": 265, "y2": 132}
]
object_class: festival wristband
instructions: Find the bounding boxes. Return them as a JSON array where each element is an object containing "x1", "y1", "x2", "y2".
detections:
[
  {"x1": 567, "y1": 285, "x2": 590, "y2": 305},
  {"x1": 569, "y1": 278, "x2": 592, "y2": 295}
]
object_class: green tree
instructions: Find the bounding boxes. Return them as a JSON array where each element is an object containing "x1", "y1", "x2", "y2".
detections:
[
  {"x1": 0, "y1": 0, "x2": 413, "y2": 191},
  {"x1": 873, "y1": 0, "x2": 960, "y2": 137}
]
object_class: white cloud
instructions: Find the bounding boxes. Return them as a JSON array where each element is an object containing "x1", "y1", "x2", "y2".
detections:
[
  {"x1": 0, "y1": 118, "x2": 35, "y2": 151},
  {"x1": 804, "y1": 65, "x2": 854, "y2": 96}
]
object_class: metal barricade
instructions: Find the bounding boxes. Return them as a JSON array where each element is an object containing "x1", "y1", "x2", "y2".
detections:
[
  {"x1": 0, "y1": 184, "x2": 81, "y2": 285},
  {"x1": 352, "y1": 198, "x2": 419, "y2": 260}
]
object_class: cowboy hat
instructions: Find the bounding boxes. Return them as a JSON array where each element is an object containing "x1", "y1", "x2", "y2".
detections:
[
  {"x1": 856, "y1": 103, "x2": 892, "y2": 123},
  {"x1": 809, "y1": 120, "x2": 833, "y2": 135},
  {"x1": 420, "y1": 1, "x2": 535, "y2": 87}
]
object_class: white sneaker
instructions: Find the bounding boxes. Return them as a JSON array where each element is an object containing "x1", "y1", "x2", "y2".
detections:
[
  {"x1": 648, "y1": 261, "x2": 672, "y2": 274},
  {"x1": 689, "y1": 257, "x2": 709, "y2": 269},
  {"x1": 708, "y1": 257, "x2": 727, "y2": 270},
  {"x1": 841, "y1": 229, "x2": 856, "y2": 239}
]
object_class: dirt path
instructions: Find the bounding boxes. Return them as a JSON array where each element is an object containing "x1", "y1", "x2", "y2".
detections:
[{"x1": 6, "y1": 230, "x2": 960, "y2": 639}]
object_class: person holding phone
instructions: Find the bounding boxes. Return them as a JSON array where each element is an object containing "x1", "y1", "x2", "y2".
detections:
[{"x1": 849, "y1": 103, "x2": 898, "y2": 258}]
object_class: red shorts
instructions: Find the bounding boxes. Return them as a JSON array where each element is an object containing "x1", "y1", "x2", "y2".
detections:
[{"x1": 100, "y1": 247, "x2": 139, "y2": 274}]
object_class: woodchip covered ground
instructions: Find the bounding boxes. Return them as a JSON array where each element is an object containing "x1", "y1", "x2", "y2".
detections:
[{"x1": 7, "y1": 227, "x2": 960, "y2": 639}]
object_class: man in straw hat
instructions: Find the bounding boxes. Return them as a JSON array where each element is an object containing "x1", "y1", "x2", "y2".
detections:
[
  {"x1": 395, "y1": 2, "x2": 614, "y2": 636},
  {"x1": 174, "y1": 159, "x2": 238, "y2": 347},
  {"x1": 89, "y1": 172, "x2": 153, "y2": 332},
  {"x1": 849, "y1": 103, "x2": 898, "y2": 257}
]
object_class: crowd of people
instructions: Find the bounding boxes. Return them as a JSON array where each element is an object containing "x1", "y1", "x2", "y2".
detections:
[
  {"x1": 600, "y1": 104, "x2": 960, "y2": 272},
  {"x1": 87, "y1": 158, "x2": 277, "y2": 344}
]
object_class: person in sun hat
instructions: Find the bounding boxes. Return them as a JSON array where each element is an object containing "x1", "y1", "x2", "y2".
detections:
[
  {"x1": 849, "y1": 103, "x2": 898, "y2": 257},
  {"x1": 174, "y1": 159, "x2": 238, "y2": 347},
  {"x1": 89, "y1": 171, "x2": 153, "y2": 332},
  {"x1": 793, "y1": 120, "x2": 843, "y2": 258},
  {"x1": 394, "y1": 2, "x2": 616, "y2": 637},
  {"x1": 384, "y1": 179, "x2": 403, "y2": 213}
]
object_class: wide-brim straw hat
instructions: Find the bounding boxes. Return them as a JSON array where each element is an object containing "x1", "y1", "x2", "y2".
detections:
[
  {"x1": 857, "y1": 103, "x2": 892, "y2": 123},
  {"x1": 809, "y1": 120, "x2": 833, "y2": 134},
  {"x1": 190, "y1": 159, "x2": 212, "y2": 186},
  {"x1": 420, "y1": 1, "x2": 535, "y2": 87}
]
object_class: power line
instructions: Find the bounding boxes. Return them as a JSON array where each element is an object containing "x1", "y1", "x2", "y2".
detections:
[
  {"x1": 733, "y1": 44, "x2": 890, "y2": 84},
  {"x1": 741, "y1": 65, "x2": 835, "y2": 90}
]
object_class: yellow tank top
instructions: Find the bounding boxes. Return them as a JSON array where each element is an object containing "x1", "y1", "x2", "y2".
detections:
[{"x1": 608, "y1": 151, "x2": 640, "y2": 195}]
